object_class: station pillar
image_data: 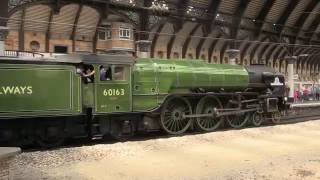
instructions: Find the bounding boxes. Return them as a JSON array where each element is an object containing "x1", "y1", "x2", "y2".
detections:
[
  {"x1": 0, "y1": 0, "x2": 9, "y2": 56},
  {"x1": 226, "y1": 49, "x2": 240, "y2": 65},
  {"x1": 286, "y1": 56, "x2": 297, "y2": 102},
  {"x1": 136, "y1": 40, "x2": 151, "y2": 58},
  {"x1": 0, "y1": 27, "x2": 8, "y2": 56}
]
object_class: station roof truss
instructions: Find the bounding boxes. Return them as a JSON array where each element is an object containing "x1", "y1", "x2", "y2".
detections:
[{"x1": 5, "y1": 0, "x2": 320, "y2": 72}]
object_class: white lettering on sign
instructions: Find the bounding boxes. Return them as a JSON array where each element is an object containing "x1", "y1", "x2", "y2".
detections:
[
  {"x1": 103, "y1": 89, "x2": 125, "y2": 96},
  {"x1": 0, "y1": 86, "x2": 33, "y2": 95},
  {"x1": 270, "y1": 77, "x2": 284, "y2": 86}
]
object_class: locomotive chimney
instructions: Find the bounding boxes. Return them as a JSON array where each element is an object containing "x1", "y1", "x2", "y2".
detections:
[
  {"x1": 136, "y1": 40, "x2": 151, "y2": 58},
  {"x1": 226, "y1": 49, "x2": 240, "y2": 65}
]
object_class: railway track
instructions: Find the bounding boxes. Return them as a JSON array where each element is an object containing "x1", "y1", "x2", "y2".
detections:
[{"x1": 20, "y1": 105, "x2": 320, "y2": 152}]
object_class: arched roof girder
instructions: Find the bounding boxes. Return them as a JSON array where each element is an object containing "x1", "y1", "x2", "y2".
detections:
[
  {"x1": 218, "y1": 0, "x2": 250, "y2": 63},
  {"x1": 258, "y1": 41, "x2": 273, "y2": 62},
  {"x1": 248, "y1": 36, "x2": 271, "y2": 63},
  {"x1": 208, "y1": 33, "x2": 222, "y2": 62},
  {"x1": 295, "y1": 48, "x2": 312, "y2": 73},
  {"x1": 183, "y1": 0, "x2": 222, "y2": 59},
  {"x1": 272, "y1": 45, "x2": 286, "y2": 67},
  {"x1": 182, "y1": 24, "x2": 201, "y2": 58},
  {"x1": 303, "y1": 49, "x2": 317, "y2": 74},
  {"x1": 293, "y1": 0, "x2": 320, "y2": 43},
  {"x1": 0, "y1": 0, "x2": 9, "y2": 26},
  {"x1": 252, "y1": 0, "x2": 276, "y2": 38},
  {"x1": 265, "y1": 44, "x2": 279, "y2": 65},
  {"x1": 203, "y1": 0, "x2": 222, "y2": 34},
  {"x1": 305, "y1": 14, "x2": 320, "y2": 43},
  {"x1": 307, "y1": 49, "x2": 320, "y2": 72},
  {"x1": 150, "y1": 23, "x2": 165, "y2": 58},
  {"x1": 71, "y1": 4, "x2": 82, "y2": 52},
  {"x1": 166, "y1": 0, "x2": 191, "y2": 59},
  {"x1": 274, "y1": 0, "x2": 300, "y2": 34},
  {"x1": 256, "y1": 36, "x2": 279, "y2": 63},
  {"x1": 300, "y1": 48, "x2": 316, "y2": 74}
]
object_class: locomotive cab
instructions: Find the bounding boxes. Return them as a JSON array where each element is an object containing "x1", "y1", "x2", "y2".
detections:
[{"x1": 71, "y1": 54, "x2": 134, "y2": 114}]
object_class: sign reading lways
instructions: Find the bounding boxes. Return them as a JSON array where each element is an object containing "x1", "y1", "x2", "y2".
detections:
[{"x1": 0, "y1": 86, "x2": 33, "y2": 95}]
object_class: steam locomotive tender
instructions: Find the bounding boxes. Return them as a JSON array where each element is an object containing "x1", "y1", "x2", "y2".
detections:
[{"x1": 0, "y1": 54, "x2": 287, "y2": 147}]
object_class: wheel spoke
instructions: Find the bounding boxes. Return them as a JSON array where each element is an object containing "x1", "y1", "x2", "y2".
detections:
[
  {"x1": 195, "y1": 96, "x2": 222, "y2": 132},
  {"x1": 226, "y1": 96, "x2": 250, "y2": 129},
  {"x1": 160, "y1": 97, "x2": 192, "y2": 135}
]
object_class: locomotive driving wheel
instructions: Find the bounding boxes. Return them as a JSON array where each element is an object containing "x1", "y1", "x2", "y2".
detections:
[
  {"x1": 271, "y1": 110, "x2": 281, "y2": 124},
  {"x1": 160, "y1": 96, "x2": 192, "y2": 135},
  {"x1": 226, "y1": 95, "x2": 250, "y2": 129},
  {"x1": 195, "y1": 96, "x2": 223, "y2": 132},
  {"x1": 251, "y1": 111, "x2": 264, "y2": 127}
]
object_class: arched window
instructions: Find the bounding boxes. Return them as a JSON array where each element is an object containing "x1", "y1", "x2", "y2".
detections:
[
  {"x1": 188, "y1": 53, "x2": 193, "y2": 59},
  {"x1": 224, "y1": 57, "x2": 228, "y2": 64},
  {"x1": 208, "y1": 59, "x2": 212, "y2": 63},
  {"x1": 213, "y1": 56, "x2": 218, "y2": 64},
  {"x1": 201, "y1": 54, "x2": 206, "y2": 60},
  {"x1": 173, "y1": 52, "x2": 179, "y2": 59},
  {"x1": 30, "y1": 41, "x2": 40, "y2": 51},
  {"x1": 244, "y1": 59, "x2": 248, "y2": 65},
  {"x1": 157, "y1": 51, "x2": 164, "y2": 58},
  {"x1": 235, "y1": 58, "x2": 239, "y2": 64}
]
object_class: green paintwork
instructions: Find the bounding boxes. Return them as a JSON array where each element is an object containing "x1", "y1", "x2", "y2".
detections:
[
  {"x1": 82, "y1": 83, "x2": 94, "y2": 108},
  {"x1": 0, "y1": 64, "x2": 82, "y2": 118},
  {"x1": 132, "y1": 58, "x2": 249, "y2": 111},
  {"x1": 93, "y1": 64, "x2": 132, "y2": 114},
  {"x1": 0, "y1": 56, "x2": 249, "y2": 117}
]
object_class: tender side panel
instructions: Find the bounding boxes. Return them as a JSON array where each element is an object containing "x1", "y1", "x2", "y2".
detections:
[{"x1": 0, "y1": 64, "x2": 81, "y2": 117}]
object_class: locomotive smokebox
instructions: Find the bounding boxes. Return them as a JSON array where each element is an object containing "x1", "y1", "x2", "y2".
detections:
[{"x1": 245, "y1": 65, "x2": 285, "y2": 94}]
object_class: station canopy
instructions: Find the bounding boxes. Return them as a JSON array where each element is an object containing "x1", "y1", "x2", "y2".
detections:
[{"x1": 5, "y1": 0, "x2": 320, "y2": 66}]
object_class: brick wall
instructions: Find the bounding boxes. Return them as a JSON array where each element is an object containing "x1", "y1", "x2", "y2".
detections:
[
  {"x1": 5, "y1": 21, "x2": 135, "y2": 54},
  {"x1": 24, "y1": 31, "x2": 46, "y2": 52},
  {"x1": 5, "y1": 31, "x2": 19, "y2": 51},
  {"x1": 49, "y1": 39, "x2": 73, "y2": 53},
  {"x1": 75, "y1": 41, "x2": 93, "y2": 52},
  {"x1": 97, "y1": 22, "x2": 134, "y2": 52}
]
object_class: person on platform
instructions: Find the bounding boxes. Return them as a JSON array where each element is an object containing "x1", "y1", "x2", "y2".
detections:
[
  {"x1": 303, "y1": 88, "x2": 309, "y2": 101},
  {"x1": 294, "y1": 90, "x2": 299, "y2": 102},
  {"x1": 299, "y1": 89, "x2": 303, "y2": 102}
]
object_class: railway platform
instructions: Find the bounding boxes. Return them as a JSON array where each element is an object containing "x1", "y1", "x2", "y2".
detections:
[
  {"x1": 0, "y1": 147, "x2": 21, "y2": 179},
  {"x1": 291, "y1": 101, "x2": 320, "y2": 108}
]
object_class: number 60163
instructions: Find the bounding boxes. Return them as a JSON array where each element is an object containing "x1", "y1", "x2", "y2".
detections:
[{"x1": 103, "y1": 89, "x2": 125, "y2": 96}]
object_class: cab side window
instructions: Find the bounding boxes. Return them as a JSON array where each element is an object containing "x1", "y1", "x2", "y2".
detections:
[
  {"x1": 113, "y1": 66, "x2": 125, "y2": 81},
  {"x1": 100, "y1": 65, "x2": 112, "y2": 81},
  {"x1": 79, "y1": 65, "x2": 95, "y2": 84},
  {"x1": 99, "y1": 65, "x2": 126, "y2": 81}
]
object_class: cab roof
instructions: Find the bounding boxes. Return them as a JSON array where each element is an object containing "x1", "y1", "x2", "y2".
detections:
[{"x1": 0, "y1": 53, "x2": 135, "y2": 65}]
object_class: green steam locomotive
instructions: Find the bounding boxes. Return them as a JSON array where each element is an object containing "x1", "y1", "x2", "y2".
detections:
[{"x1": 0, "y1": 53, "x2": 287, "y2": 147}]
